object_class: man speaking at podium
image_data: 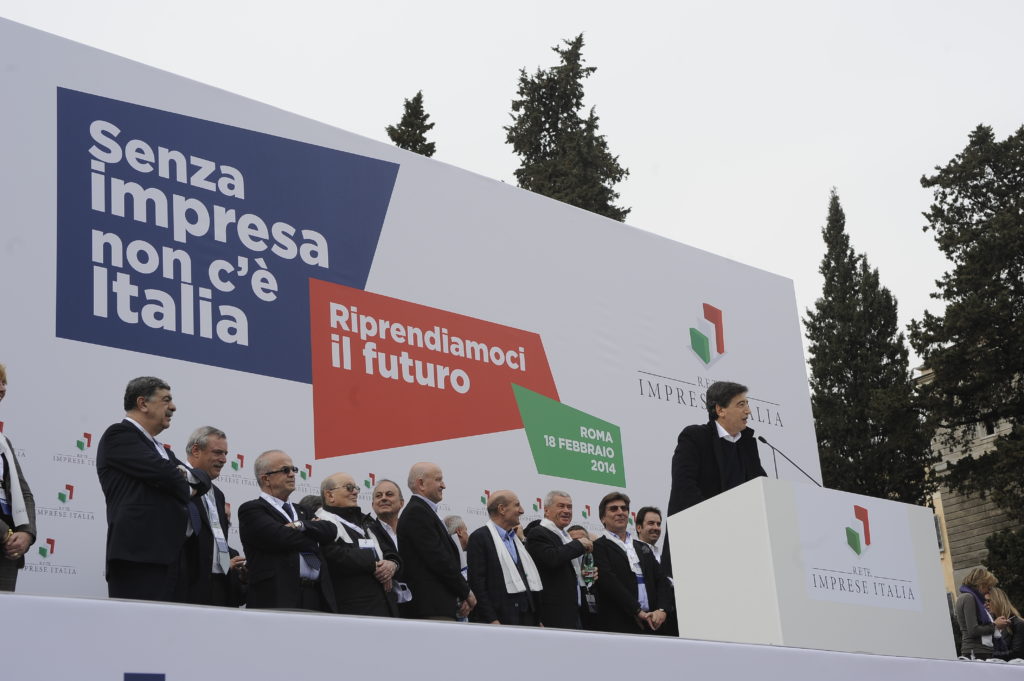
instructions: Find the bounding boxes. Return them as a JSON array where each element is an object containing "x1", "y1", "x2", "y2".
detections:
[
  {"x1": 665, "y1": 382, "x2": 766, "y2": 574},
  {"x1": 668, "y1": 381, "x2": 767, "y2": 518}
]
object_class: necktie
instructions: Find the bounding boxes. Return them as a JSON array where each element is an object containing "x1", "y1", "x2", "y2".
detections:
[
  {"x1": 282, "y1": 502, "x2": 296, "y2": 521},
  {"x1": 186, "y1": 500, "x2": 201, "y2": 536}
]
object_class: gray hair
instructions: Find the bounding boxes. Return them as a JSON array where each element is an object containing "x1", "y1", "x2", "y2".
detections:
[
  {"x1": 253, "y1": 450, "x2": 284, "y2": 479},
  {"x1": 443, "y1": 515, "x2": 467, "y2": 535},
  {"x1": 185, "y1": 426, "x2": 226, "y2": 455},
  {"x1": 123, "y1": 376, "x2": 170, "y2": 411},
  {"x1": 544, "y1": 490, "x2": 572, "y2": 508}
]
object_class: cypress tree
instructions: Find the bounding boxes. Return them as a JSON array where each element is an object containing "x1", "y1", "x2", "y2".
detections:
[
  {"x1": 806, "y1": 190, "x2": 937, "y2": 504},
  {"x1": 385, "y1": 90, "x2": 436, "y2": 157},
  {"x1": 505, "y1": 34, "x2": 630, "y2": 221}
]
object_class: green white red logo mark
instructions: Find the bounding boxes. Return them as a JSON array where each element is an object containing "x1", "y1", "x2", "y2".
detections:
[
  {"x1": 76, "y1": 432, "x2": 92, "y2": 450},
  {"x1": 230, "y1": 454, "x2": 245, "y2": 471},
  {"x1": 531, "y1": 497, "x2": 542, "y2": 512},
  {"x1": 581, "y1": 504, "x2": 591, "y2": 519},
  {"x1": 57, "y1": 484, "x2": 75, "y2": 503},
  {"x1": 689, "y1": 303, "x2": 725, "y2": 366},
  {"x1": 846, "y1": 505, "x2": 871, "y2": 555},
  {"x1": 299, "y1": 464, "x2": 313, "y2": 480},
  {"x1": 38, "y1": 538, "x2": 56, "y2": 558},
  {"x1": 480, "y1": 489, "x2": 491, "y2": 505},
  {"x1": 364, "y1": 472, "x2": 377, "y2": 489}
]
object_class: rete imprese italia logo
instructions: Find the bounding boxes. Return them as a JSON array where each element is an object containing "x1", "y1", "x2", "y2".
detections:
[
  {"x1": 846, "y1": 504, "x2": 871, "y2": 556},
  {"x1": 689, "y1": 303, "x2": 725, "y2": 366}
]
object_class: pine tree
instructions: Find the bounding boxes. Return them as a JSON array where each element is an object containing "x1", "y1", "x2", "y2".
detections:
[
  {"x1": 805, "y1": 190, "x2": 937, "y2": 504},
  {"x1": 910, "y1": 124, "x2": 1024, "y2": 517},
  {"x1": 505, "y1": 34, "x2": 630, "y2": 222},
  {"x1": 385, "y1": 90, "x2": 436, "y2": 157}
]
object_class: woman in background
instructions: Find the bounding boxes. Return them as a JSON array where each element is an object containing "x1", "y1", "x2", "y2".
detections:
[
  {"x1": 0, "y1": 362, "x2": 37, "y2": 591},
  {"x1": 956, "y1": 567, "x2": 1008, "y2": 659},
  {"x1": 987, "y1": 587, "x2": 1024, "y2": 661}
]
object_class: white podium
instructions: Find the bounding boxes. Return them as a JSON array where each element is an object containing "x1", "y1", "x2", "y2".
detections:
[{"x1": 667, "y1": 477, "x2": 954, "y2": 659}]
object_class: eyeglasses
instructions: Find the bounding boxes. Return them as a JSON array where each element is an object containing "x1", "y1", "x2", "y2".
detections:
[
  {"x1": 264, "y1": 466, "x2": 299, "y2": 476},
  {"x1": 330, "y1": 483, "x2": 360, "y2": 494}
]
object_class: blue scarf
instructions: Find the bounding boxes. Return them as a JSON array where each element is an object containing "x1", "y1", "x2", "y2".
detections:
[{"x1": 960, "y1": 585, "x2": 993, "y2": 624}]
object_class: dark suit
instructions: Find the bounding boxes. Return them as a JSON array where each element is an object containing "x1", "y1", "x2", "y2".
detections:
[
  {"x1": 592, "y1": 535, "x2": 673, "y2": 634},
  {"x1": 239, "y1": 496, "x2": 337, "y2": 612},
  {"x1": 664, "y1": 420, "x2": 766, "y2": 575},
  {"x1": 525, "y1": 523, "x2": 586, "y2": 629},
  {"x1": 183, "y1": 484, "x2": 244, "y2": 607},
  {"x1": 97, "y1": 420, "x2": 211, "y2": 601},
  {"x1": 396, "y1": 495, "x2": 468, "y2": 619},
  {"x1": 372, "y1": 517, "x2": 399, "y2": 554},
  {"x1": 467, "y1": 526, "x2": 539, "y2": 625},
  {"x1": 0, "y1": 435, "x2": 36, "y2": 591},
  {"x1": 320, "y1": 504, "x2": 401, "y2": 617}
]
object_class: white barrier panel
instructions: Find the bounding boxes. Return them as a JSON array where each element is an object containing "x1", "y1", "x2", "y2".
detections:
[
  {"x1": 669, "y1": 478, "x2": 955, "y2": 659},
  {"x1": 2, "y1": 16, "x2": 819, "y2": 600},
  {"x1": 5, "y1": 594, "x2": 1014, "y2": 680}
]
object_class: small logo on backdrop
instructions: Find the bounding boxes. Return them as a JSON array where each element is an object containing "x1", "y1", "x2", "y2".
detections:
[
  {"x1": 57, "y1": 484, "x2": 75, "y2": 503},
  {"x1": 531, "y1": 497, "x2": 543, "y2": 512},
  {"x1": 75, "y1": 432, "x2": 93, "y2": 450},
  {"x1": 581, "y1": 504, "x2": 591, "y2": 519},
  {"x1": 846, "y1": 505, "x2": 871, "y2": 556},
  {"x1": 299, "y1": 464, "x2": 313, "y2": 480},
  {"x1": 480, "y1": 489, "x2": 491, "y2": 505},
  {"x1": 628, "y1": 511, "x2": 636, "y2": 526},
  {"x1": 230, "y1": 453, "x2": 245, "y2": 471},
  {"x1": 364, "y1": 472, "x2": 377, "y2": 488},
  {"x1": 38, "y1": 538, "x2": 56, "y2": 558},
  {"x1": 689, "y1": 303, "x2": 725, "y2": 367},
  {"x1": 38, "y1": 481, "x2": 96, "y2": 521}
]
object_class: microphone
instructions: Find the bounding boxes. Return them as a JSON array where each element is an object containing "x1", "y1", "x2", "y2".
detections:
[{"x1": 757, "y1": 436, "x2": 822, "y2": 487}]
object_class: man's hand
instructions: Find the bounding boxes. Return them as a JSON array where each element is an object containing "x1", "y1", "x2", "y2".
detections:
[
  {"x1": 373, "y1": 559, "x2": 398, "y2": 584},
  {"x1": 489, "y1": 620, "x2": 501, "y2": 625},
  {"x1": 230, "y1": 555, "x2": 248, "y2": 584},
  {"x1": 635, "y1": 610, "x2": 657, "y2": 630},
  {"x1": 577, "y1": 536, "x2": 594, "y2": 552},
  {"x1": 648, "y1": 609, "x2": 667, "y2": 631},
  {"x1": 457, "y1": 590, "x2": 477, "y2": 616},
  {"x1": 3, "y1": 531, "x2": 31, "y2": 558}
]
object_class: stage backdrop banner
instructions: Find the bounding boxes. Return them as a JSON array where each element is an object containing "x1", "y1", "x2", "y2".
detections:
[{"x1": 0, "y1": 18, "x2": 820, "y2": 599}]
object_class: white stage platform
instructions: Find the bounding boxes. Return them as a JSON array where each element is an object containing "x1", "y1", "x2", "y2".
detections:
[{"x1": 5, "y1": 593, "x2": 1020, "y2": 680}]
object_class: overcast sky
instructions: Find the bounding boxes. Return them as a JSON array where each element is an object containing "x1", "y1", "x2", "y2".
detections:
[{"x1": 4, "y1": 0, "x2": 1023, "y2": 368}]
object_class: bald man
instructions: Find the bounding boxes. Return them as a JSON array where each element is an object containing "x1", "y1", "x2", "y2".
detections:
[
  {"x1": 238, "y1": 450, "x2": 338, "y2": 612},
  {"x1": 318, "y1": 472, "x2": 401, "y2": 617},
  {"x1": 467, "y1": 490, "x2": 542, "y2": 625},
  {"x1": 396, "y1": 462, "x2": 476, "y2": 620}
]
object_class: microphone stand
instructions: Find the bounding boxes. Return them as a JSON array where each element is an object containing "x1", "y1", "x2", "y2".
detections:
[{"x1": 757, "y1": 436, "x2": 822, "y2": 487}]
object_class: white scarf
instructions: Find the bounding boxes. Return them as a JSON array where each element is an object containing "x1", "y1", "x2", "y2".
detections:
[
  {"x1": 604, "y1": 529, "x2": 649, "y2": 610},
  {"x1": 316, "y1": 507, "x2": 383, "y2": 561},
  {"x1": 539, "y1": 518, "x2": 583, "y2": 586},
  {"x1": 603, "y1": 529, "x2": 643, "y2": 576},
  {"x1": 0, "y1": 435, "x2": 31, "y2": 528},
  {"x1": 486, "y1": 520, "x2": 542, "y2": 594}
]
